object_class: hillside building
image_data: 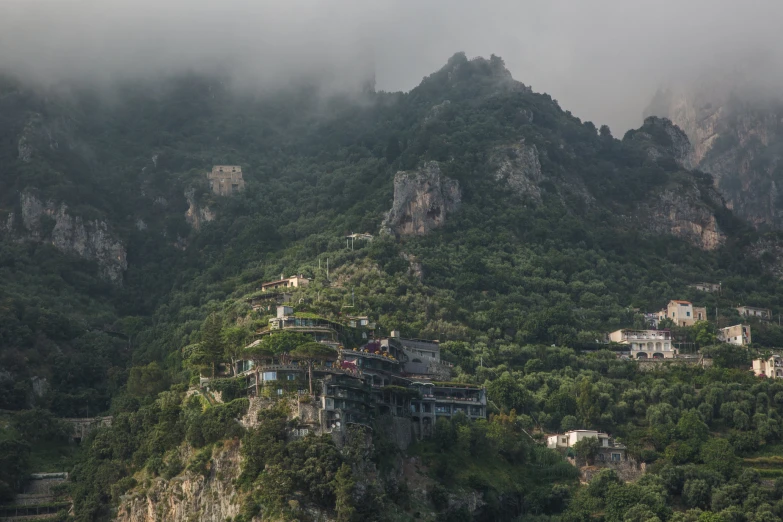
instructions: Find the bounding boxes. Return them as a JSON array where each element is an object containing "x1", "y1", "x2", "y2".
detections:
[
  {"x1": 690, "y1": 282, "x2": 721, "y2": 293},
  {"x1": 718, "y1": 324, "x2": 752, "y2": 346},
  {"x1": 381, "y1": 333, "x2": 452, "y2": 378},
  {"x1": 547, "y1": 430, "x2": 627, "y2": 462},
  {"x1": 607, "y1": 329, "x2": 675, "y2": 359},
  {"x1": 261, "y1": 275, "x2": 310, "y2": 292},
  {"x1": 233, "y1": 309, "x2": 485, "y2": 441},
  {"x1": 246, "y1": 292, "x2": 291, "y2": 312},
  {"x1": 753, "y1": 354, "x2": 783, "y2": 378},
  {"x1": 657, "y1": 300, "x2": 707, "y2": 327},
  {"x1": 208, "y1": 165, "x2": 245, "y2": 196},
  {"x1": 737, "y1": 306, "x2": 772, "y2": 321}
]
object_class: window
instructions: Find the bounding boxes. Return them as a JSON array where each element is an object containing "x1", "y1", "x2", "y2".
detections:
[
  {"x1": 277, "y1": 389, "x2": 284, "y2": 396},
  {"x1": 612, "y1": 453, "x2": 621, "y2": 462},
  {"x1": 686, "y1": 311, "x2": 691, "y2": 317},
  {"x1": 561, "y1": 437, "x2": 567, "y2": 444},
  {"x1": 287, "y1": 374, "x2": 296, "y2": 381},
  {"x1": 263, "y1": 371, "x2": 277, "y2": 381}
]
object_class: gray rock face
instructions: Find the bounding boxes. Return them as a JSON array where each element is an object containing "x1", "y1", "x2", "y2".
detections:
[
  {"x1": 646, "y1": 85, "x2": 783, "y2": 228},
  {"x1": 184, "y1": 188, "x2": 215, "y2": 231},
  {"x1": 491, "y1": 139, "x2": 543, "y2": 200},
  {"x1": 17, "y1": 114, "x2": 60, "y2": 163},
  {"x1": 116, "y1": 444, "x2": 243, "y2": 522},
  {"x1": 642, "y1": 183, "x2": 725, "y2": 251},
  {"x1": 9, "y1": 192, "x2": 127, "y2": 283},
  {"x1": 381, "y1": 162, "x2": 461, "y2": 236},
  {"x1": 626, "y1": 116, "x2": 693, "y2": 168}
]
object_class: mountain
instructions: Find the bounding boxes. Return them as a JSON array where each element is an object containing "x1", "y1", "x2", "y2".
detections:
[
  {"x1": 3, "y1": 54, "x2": 783, "y2": 521},
  {"x1": 645, "y1": 76, "x2": 783, "y2": 229}
]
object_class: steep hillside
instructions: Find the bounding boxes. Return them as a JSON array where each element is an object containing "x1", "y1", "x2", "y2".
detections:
[{"x1": 5, "y1": 54, "x2": 783, "y2": 521}]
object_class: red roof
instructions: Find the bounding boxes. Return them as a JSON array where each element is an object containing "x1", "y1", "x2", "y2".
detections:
[{"x1": 671, "y1": 300, "x2": 692, "y2": 304}]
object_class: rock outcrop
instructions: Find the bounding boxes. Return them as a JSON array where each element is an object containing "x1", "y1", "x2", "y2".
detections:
[
  {"x1": 642, "y1": 183, "x2": 726, "y2": 251},
  {"x1": 646, "y1": 83, "x2": 783, "y2": 228},
  {"x1": 116, "y1": 443, "x2": 244, "y2": 522},
  {"x1": 381, "y1": 162, "x2": 461, "y2": 236},
  {"x1": 5, "y1": 192, "x2": 127, "y2": 282},
  {"x1": 625, "y1": 116, "x2": 693, "y2": 168},
  {"x1": 184, "y1": 188, "x2": 215, "y2": 231},
  {"x1": 491, "y1": 139, "x2": 543, "y2": 201}
]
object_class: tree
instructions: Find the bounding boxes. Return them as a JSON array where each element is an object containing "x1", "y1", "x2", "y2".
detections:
[
  {"x1": 573, "y1": 436, "x2": 600, "y2": 465},
  {"x1": 290, "y1": 342, "x2": 338, "y2": 395},
  {"x1": 223, "y1": 325, "x2": 251, "y2": 376},
  {"x1": 692, "y1": 321, "x2": 716, "y2": 347},
  {"x1": 127, "y1": 362, "x2": 169, "y2": 397},
  {"x1": 201, "y1": 314, "x2": 225, "y2": 377},
  {"x1": 599, "y1": 125, "x2": 612, "y2": 138},
  {"x1": 262, "y1": 332, "x2": 312, "y2": 357},
  {"x1": 333, "y1": 463, "x2": 356, "y2": 522},
  {"x1": 244, "y1": 342, "x2": 275, "y2": 396},
  {"x1": 576, "y1": 379, "x2": 600, "y2": 427},
  {"x1": 700, "y1": 438, "x2": 738, "y2": 478}
]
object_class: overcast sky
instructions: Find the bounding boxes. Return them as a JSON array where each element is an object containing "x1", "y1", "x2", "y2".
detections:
[{"x1": 2, "y1": 0, "x2": 781, "y2": 132}]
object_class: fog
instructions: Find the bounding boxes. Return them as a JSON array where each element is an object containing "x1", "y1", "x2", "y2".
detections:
[{"x1": 2, "y1": 0, "x2": 782, "y2": 132}]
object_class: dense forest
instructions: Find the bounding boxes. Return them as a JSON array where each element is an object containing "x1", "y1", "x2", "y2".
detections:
[{"x1": 3, "y1": 53, "x2": 783, "y2": 521}]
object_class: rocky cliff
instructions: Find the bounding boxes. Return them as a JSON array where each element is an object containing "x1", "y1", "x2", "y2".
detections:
[
  {"x1": 184, "y1": 188, "x2": 215, "y2": 231},
  {"x1": 491, "y1": 139, "x2": 544, "y2": 201},
  {"x1": 625, "y1": 116, "x2": 693, "y2": 168},
  {"x1": 4, "y1": 192, "x2": 127, "y2": 282},
  {"x1": 646, "y1": 85, "x2": 783, "y2": 228},
  {"x1": 381, "y1": 162, "x2": 461, "y2": 236},
  {"x1": 116, "y1": 443, "x2": 244, "y2": 522},
  {"x1": 619, "y1": 116, "x2": 727, "y2": 250},
  {"x1": 642, "y1": 183, "x2": 726, "y2": 251}
]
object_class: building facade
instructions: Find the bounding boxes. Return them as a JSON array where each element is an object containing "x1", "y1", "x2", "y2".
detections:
[
  {"x1": 608, "y1": 329, "x2": 675, "y2": 359},
  {"x1": 546, "y1": 430, "x2": 627, "y2": 462},
  {"x1": 657, "y1": 300, "x2": 707, "y2": 327},
  {"x1": 719, "y1": 324, "x2": 752, "y2": 346},
  {"x1": 261, "y1": 275, "x2": 310, "y2": 292},
  {"x1": 233, "y1": 310, "x2": 486, "y2": 440},
  {"x1": 753, "y1": 355, "x2": 783, "y2": 378},
  {"x1": 207, "y1": 165, "x2": 245, "y2": 196},
  {"x1": 690, "y1": 282, "x2": 721, "y2": 293},
  {"x1": 737, "y1": 306, "x2": 772, "y2": 321}
]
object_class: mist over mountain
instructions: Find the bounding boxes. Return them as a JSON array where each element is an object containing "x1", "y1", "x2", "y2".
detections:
[{"x1": 5, "y1": 0, "x2": 783, "y2": 132}]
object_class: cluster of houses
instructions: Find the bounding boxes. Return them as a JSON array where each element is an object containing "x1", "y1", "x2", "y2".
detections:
[
  {"x1": 229, "y1": 275, "x2": 486, "y2": 440},
  {"x1": 607, "y1": 298, "x2": 764, "y2": 360}
]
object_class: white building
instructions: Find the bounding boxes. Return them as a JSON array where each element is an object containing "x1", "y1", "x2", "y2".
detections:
[
  {"x1": 546, "y1": 430, "x2": 626, "y2": 462},
  {"x1": 718, "y1": 324, "x2": 752, "y2": 346},
  {"x1": 608, "y1": 329, "x2": 676, "y2": 359},
  {"x1": 737, "y1": 306, "x2": 772, "y2": 321}
]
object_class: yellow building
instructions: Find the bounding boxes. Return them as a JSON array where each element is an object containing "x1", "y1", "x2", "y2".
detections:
[
  {"x1": 261, "y1": 275, "x2": 310, "y2": 292},
  {"x1": 657, "y1": 300, "x2": 707, "y2": 327},
  {"x1": 753, "y1": 354, "x2": 783, "y2": 378}
]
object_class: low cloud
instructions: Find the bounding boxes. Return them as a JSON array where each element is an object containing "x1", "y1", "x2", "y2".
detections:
[{"x1": 2, "y1": 0, "x2": 782, "y2": 132}]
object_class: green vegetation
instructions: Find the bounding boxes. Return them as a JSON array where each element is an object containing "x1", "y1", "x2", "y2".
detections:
[{"x1": 4, "y1": 54, "x2": 783, "y2": 520}]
